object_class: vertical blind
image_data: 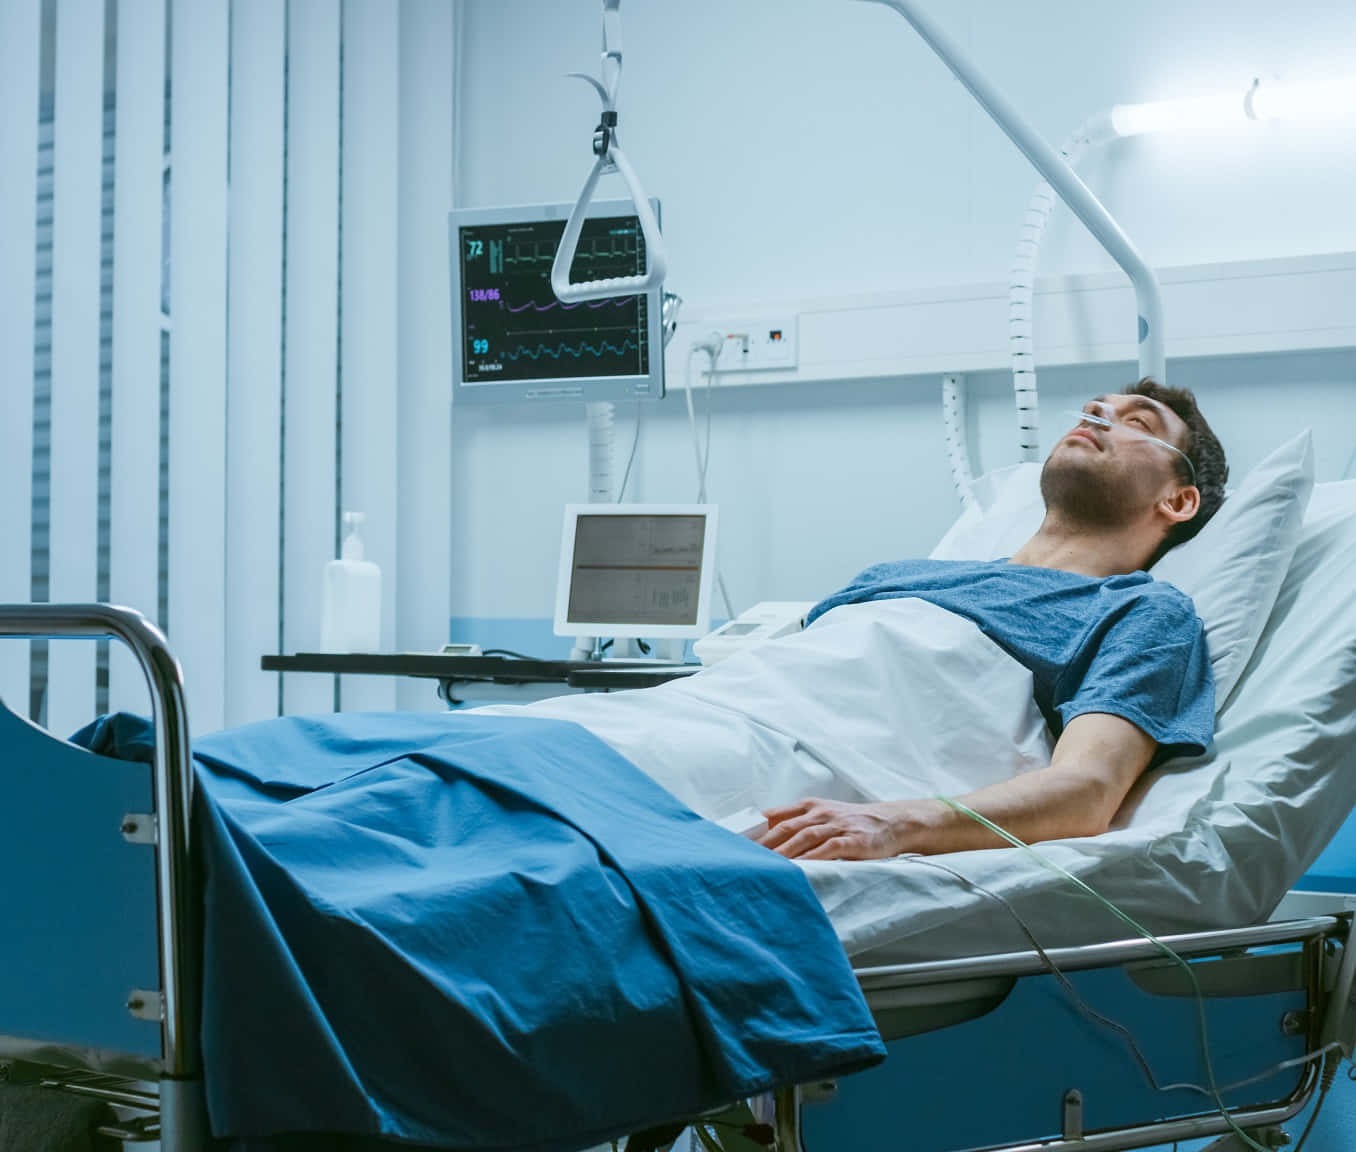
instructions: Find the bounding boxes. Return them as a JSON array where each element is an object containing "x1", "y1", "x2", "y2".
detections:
[
  {"x1": 1, "y1": 0, "x2": 456, "y2": 733},
  {"x1": 0, "y1": 3, "x2": 43, "y2": 717},
  {"x1": 109, "y1": 0, "x2": 167, "y2": 716},
  {"x1": 47, "y1": 0, "x2": 106, "y2": 740}
]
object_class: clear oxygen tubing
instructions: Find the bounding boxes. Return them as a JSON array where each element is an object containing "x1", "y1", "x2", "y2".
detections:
[
  {"x1": 1008, "y1": 112, "x2": 1118, "y2": 461},
  {"x1": 934, "y1": 795, "x2": 1292, "y2": 1152},
  {"x1": 941, "y1": 373, "x2": 977, "y2": 508},
  {"x1": 861, "y1": 0, "x2": 1167, "y2": 389}
]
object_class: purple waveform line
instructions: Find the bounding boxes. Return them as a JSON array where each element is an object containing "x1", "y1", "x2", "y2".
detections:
[{"x1": 501, "y1": 296, "x2": 631, "y2": 314}]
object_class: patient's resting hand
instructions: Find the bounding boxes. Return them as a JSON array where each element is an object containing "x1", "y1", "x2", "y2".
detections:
[{"x1": 757, "y1": 797, "x2": 926, "y2": 861}]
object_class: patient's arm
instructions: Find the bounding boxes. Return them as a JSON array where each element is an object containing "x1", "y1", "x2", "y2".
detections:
[{"x1": 757, "y1": 711, "x2": 1155, "y2": 861}]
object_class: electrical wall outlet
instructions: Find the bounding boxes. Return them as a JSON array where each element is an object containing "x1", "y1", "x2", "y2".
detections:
[{"x1": 708, "y1": 315, "x2": 798, "y2": 372}]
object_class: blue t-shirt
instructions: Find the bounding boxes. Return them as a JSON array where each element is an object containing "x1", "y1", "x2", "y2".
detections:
[{"x1": 807, "y1": 559, "x2": 1214, "y2": 758}]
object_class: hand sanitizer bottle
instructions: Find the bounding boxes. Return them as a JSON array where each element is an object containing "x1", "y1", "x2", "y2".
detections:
[{"x1": 320, "y1": 511, "x2": 381, "y2": 652}]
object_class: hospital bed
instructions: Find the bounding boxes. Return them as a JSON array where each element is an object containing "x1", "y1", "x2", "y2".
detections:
[{"x1": 3, "y1": 473, "x2": 1356, "y2": 1151}]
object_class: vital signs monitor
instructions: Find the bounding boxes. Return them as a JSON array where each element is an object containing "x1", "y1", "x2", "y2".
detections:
[
  {"x1": 449, "y1": 199, "x2": 665, "y2": 404},
  {"x1": 554, "y1": 505, "x2": 717, "y2": 641}
]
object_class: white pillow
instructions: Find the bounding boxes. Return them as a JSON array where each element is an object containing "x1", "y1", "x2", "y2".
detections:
[
  {"x1": 930, "y1": 462, "x2": 1044, "y2": 562},
  {"x1": 930, "y1": 430, "x2": 1315, "y2": 711},
  {"x1": 1153, "y1": 430, "x2": 1313, "y2": 707}
]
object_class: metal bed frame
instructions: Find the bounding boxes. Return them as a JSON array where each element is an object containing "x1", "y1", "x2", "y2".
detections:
[
  {"x1": 1, "y1": 604, "x2": 1353, "y2": 1152},
  {"x1": 778, "y1": 913, "x2": 1356, "y2": 1152}
]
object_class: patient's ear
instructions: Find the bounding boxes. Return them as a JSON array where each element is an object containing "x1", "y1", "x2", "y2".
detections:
[{"x1": 1159, "y1": 484, "x2": 1201, "y2": 525}]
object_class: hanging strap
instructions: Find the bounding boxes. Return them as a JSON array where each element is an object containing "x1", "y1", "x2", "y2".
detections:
[{"x1": 551, "y1": 0, "x2": 667, "y2": 303}]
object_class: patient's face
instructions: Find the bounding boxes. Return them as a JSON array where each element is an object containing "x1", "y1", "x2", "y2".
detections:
[{"x1": 1041, "y1": 393, "x2": 1190, "y2": 525}]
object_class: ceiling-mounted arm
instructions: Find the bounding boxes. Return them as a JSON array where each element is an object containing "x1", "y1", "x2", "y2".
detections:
[
  {"x1": 860, "y1": 0, "x2": 1166, "y2": 385},
  {"x1": 551, "y1": 0, "x2": 668, "y2": 304}
]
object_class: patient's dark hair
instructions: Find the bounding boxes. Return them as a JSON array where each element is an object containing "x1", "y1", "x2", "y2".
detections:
[{"x1": 1128, "y1": 378, "x2": 1228, "y2": 565}]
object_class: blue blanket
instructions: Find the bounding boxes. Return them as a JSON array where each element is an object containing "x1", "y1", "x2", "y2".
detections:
[{"x1": 77, "y1": 711, "x2": 883, "y2": 1150}]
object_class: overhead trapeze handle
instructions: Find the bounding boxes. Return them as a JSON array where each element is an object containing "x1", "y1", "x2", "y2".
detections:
[
  {"x1": 550, "y1": 0, "x2": 667, "y2": 303},
  {"x1": 550, "y1": 141, "x2": 667, "y2": 303}
]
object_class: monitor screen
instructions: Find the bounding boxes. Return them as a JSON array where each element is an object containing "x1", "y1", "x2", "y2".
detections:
[
  {"x1": 554, "y1": 505, "x2": 717, "y2": 640},
  {"x1": 449, "y1": 200, "x2": 665, "y2": 405}
]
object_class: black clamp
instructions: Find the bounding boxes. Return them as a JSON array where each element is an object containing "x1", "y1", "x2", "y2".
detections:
[{"x1": 592, "y1": 109, "x2": 618, "y2": 156}]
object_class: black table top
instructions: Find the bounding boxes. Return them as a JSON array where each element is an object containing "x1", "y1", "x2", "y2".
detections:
[{"x1": 261, "y1": 652, "x2": 701, "y2": 689}]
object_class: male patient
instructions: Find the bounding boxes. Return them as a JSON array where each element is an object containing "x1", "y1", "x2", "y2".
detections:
[{"x1": 758, "y1": 378, "x2": 1228, "y2": 863}]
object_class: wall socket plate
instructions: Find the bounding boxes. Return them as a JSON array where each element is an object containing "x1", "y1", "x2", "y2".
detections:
[{"x1": 708, "y1": 315, "x2": 799, "y2": 372}]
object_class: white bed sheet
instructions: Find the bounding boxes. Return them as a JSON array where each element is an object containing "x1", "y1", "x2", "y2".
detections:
[{"x1": 479, "y1": 481, "x2": 1356, "y2": 965}]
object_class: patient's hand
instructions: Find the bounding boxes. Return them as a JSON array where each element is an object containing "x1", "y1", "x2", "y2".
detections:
[
  {"x1": 759, "y1": 714, "x2": 1158, "y2": 860},
  {"x1": 757, "y1": 797, "x2": 922, "y2": 861}
]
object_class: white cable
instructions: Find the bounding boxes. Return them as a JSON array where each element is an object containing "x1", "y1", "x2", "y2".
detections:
[
  {"x1": 684, "y1": 348, "x2": 708, "y2": 499},
  {"x1": 700, "y1": 349, "x2": 735, "y2": 619},
  {"x1": 684, "y1": 336, "x2": 722, "y2": 500},
  {"x1": 684, "y1": 340, "x2": 735, "y2": 620},
  {"x1": 699, "y1": 351, "x2": 718, "y2": 503},
  {"x1": 615, "y1": 401, "x2": 642, "y2": 502},
  {"x1": 941, "y1": 374, "x2": 976, "y2": 508},
  {"x1": 1007, "y1": 113, "x2": 1116, "y2": 462}
]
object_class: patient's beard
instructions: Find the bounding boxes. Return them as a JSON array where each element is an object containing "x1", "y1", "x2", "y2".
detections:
[{"x1": 1039, "y1": 453, "x2": 1130, "y2": 528}]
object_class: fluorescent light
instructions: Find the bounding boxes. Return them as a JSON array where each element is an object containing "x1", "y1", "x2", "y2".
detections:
[
  {"x1": 1110, "y1": 93, "x2": 1248, "y2": 137},
  {"x1": 1110, "y1": 78, "x2": 1355, "y2": 138},
  {"x1": 1247, "y1": 79, "x2": 1356, "y2": 122}
]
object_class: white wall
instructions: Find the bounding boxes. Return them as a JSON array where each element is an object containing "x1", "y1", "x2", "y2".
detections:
[{"x1": 451, "y1": 0, "x2": 1356, "y2": 627}]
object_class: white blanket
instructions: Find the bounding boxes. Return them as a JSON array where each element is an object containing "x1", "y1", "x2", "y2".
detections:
[{"x1": 479, "y1": 598, "x2": 1051, "y2": 821}]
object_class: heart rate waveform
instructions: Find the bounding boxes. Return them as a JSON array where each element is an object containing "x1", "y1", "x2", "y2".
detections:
[{"x1": 503, "y1": 232, "x2": 640, "y2": 268}]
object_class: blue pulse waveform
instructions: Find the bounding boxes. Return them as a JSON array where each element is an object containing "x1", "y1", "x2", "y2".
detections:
[{"x1": 505, "y1": 336, "x2": 638, "y2": 361}]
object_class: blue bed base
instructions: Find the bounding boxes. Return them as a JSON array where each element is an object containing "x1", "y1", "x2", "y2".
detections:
[{"x1": 1, "y1": 604, "x2": 1353, "y2": 1152}]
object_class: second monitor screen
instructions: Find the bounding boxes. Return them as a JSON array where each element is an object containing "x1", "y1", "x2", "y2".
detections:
[{"x1": 567, "y1": 514, "x2": 706, "y2": 627}]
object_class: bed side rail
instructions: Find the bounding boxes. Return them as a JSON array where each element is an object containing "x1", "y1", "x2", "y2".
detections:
[
  {"x1": 0, "y1": 603, "x2": 200, "y2": 1087},
  {"x1": 852, "y1": 915, "x2": 1344, "y2": 991}
]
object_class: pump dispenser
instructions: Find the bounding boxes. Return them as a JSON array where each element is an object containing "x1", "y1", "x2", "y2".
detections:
[{"x1": 320, "y1": 511, "x2": 382, "y2": 653}]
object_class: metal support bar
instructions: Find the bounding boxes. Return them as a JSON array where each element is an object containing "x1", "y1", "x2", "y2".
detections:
[
  {"x1": 781, "y1": 1063, "x2": 1319, "y2": 1152},
  {"x1": 0, "y1": 604, "x2": 200, "y2": 1086},
  {"x1": 1321, "y1": 915, "x2": 1356, "y2": 1058},
  {"x1": 861, "y1": 0, "x2": 1167, "y2": 385},
  {"x1": 854, "y1": 916, "x2": 1340, "y2": 990},
  {"x1": 40, "y1": 1077, "x2": 160, "y2": 1110}
]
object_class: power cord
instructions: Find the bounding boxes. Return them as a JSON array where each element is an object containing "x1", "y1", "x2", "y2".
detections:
[
  {"x1": 915, "y1": 853, "x2": 1343, "y2": 1107},
  {"x1": 616, "y1": 400, "x2": 643, "y2": 503},
  {"x1": 1292, "y1": 1049, "x2": 1342, "y2": 1152},
  {"x1": 685, "y1": 339, "x2": 721, "y2": 503},
  {"x1": 685, "y1": 339, "x2": 736, "y2": 619}
]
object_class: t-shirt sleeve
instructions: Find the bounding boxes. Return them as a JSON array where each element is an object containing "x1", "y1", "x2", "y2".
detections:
[{"x1": 1055, "y1": 589, "x2": 1215, "y2": 759}]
